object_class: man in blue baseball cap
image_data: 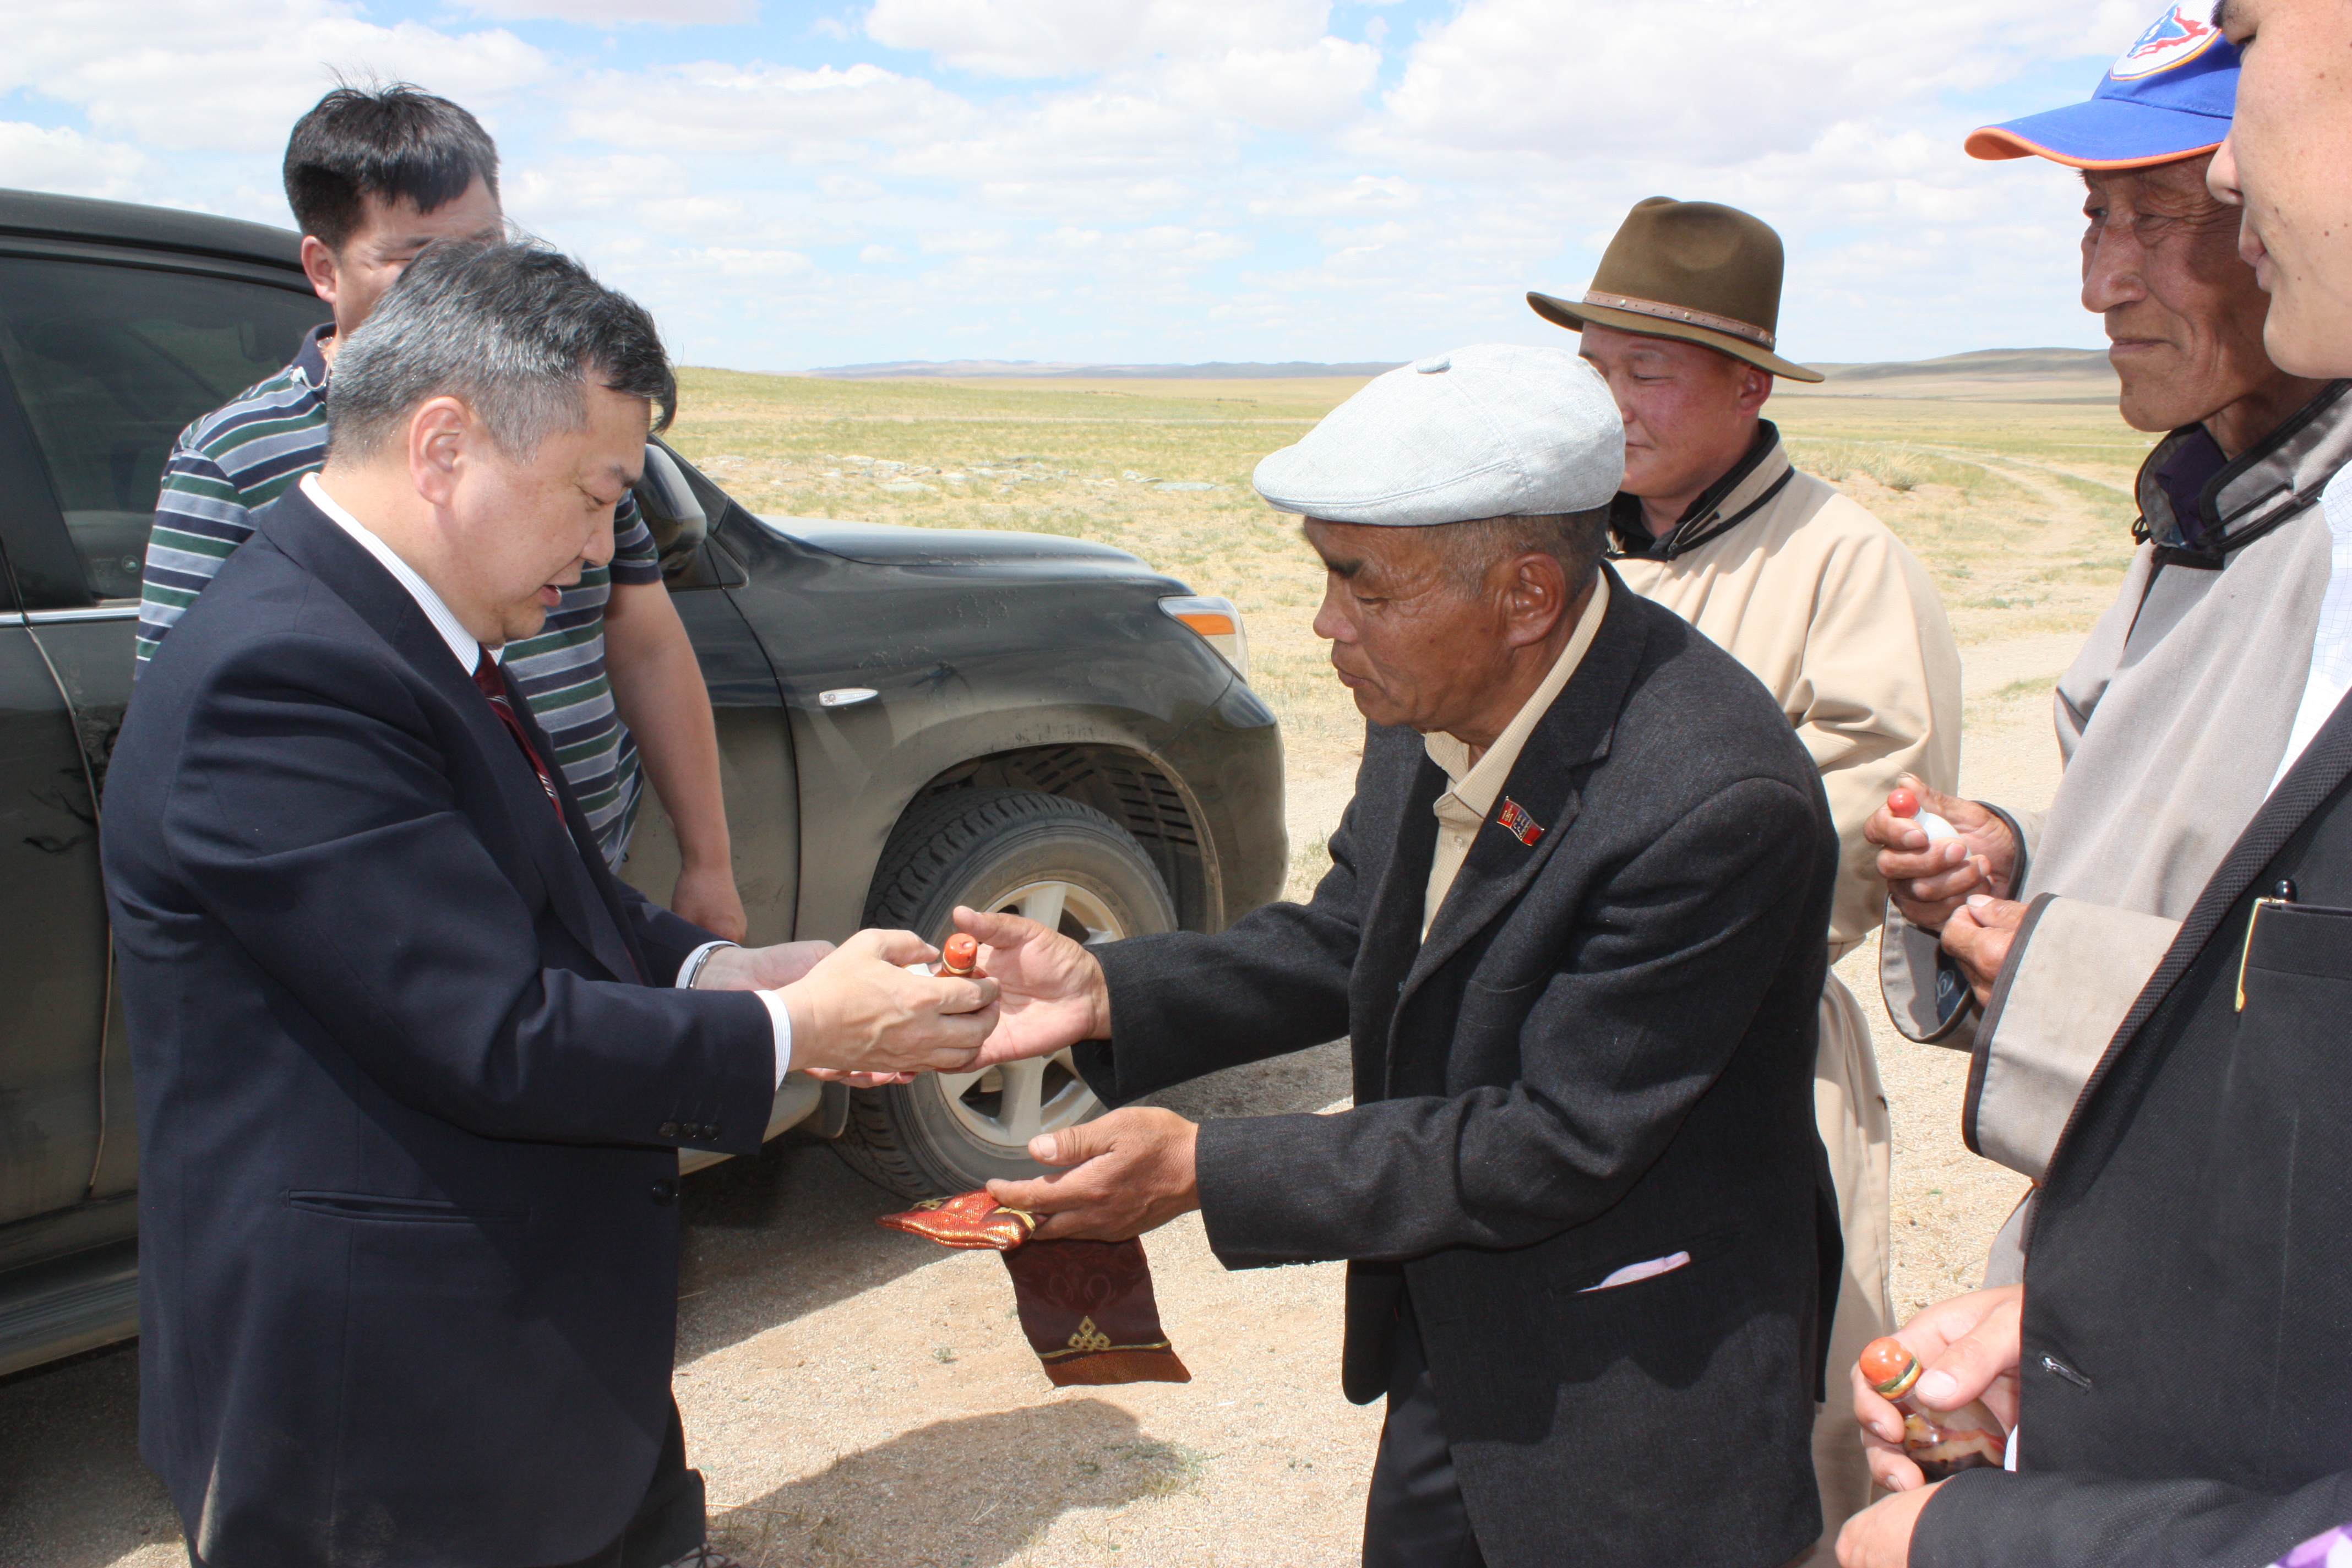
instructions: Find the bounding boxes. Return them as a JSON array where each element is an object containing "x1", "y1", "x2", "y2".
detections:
[{"x1": 1848, "y1": 7, "x2": 2352, "y2": 1558}]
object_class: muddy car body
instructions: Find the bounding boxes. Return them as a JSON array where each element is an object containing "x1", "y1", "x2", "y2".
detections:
[{"x1": 0, "y1": 187, "x2": 1284, "y2": 1377}]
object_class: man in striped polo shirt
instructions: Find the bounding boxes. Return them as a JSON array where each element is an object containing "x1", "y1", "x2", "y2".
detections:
[{"x1": 138, "y1": 83, "x2": 745, "y2": 939}]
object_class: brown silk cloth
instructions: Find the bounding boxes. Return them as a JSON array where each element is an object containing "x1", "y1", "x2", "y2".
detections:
[{"x1": 876, "y1": 1191, "x2": 1191, "y2": 1387}]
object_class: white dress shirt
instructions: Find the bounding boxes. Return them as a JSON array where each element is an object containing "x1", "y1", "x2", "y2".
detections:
[
  {"x1": 2268, "y1": 465, "x2": 2352, "y2": 796},
  {"x1": 304, "y1": 473, "x2": 791, "y2": 1082}
]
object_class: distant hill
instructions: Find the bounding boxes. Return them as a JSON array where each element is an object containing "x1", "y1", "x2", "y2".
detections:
[
  {"x1": 808, "y1": 358, "x2": 1406, "y2": 380},
  {"x1": 1788, "y1": 347, "x2": 2117, "y2": 402},
  {"x1": 801, "y1": 347, "x2": 2120, "y2": 402}
]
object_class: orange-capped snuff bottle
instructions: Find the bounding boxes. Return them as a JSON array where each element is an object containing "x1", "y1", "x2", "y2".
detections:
[
  {"x1": 1860, "y1": 1336, "x2": 2007, "y2": 1479},
  {"x1": 935, "y1": 933, "x2": 979, "y2": 978}
]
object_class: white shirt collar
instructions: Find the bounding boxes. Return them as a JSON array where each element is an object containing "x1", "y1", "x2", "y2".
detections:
[{"x1": 301, "y1": 472, "x2": 486, "y2": 674}]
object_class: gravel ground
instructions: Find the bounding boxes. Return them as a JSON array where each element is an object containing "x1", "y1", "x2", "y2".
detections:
[
  {"x1": 0, "y1": 476, "x2": 2085, "y2": 1566},
  {"x1": 0, "y1": 933, "x2": 2036, "y2": 1568}
]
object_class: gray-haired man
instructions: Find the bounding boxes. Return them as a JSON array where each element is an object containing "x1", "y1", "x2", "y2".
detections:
[
  {"x1": 102, "y1": 241, "x2": 994, "y2": 1567},
  {"x1": 957, "y1": 345, "x2": 1843, "y2": 1568}
]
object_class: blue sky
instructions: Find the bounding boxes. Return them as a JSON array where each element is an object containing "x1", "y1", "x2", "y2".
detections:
[{"x1": 2, "y1": 0, "x2": 2162, "y2": 372}]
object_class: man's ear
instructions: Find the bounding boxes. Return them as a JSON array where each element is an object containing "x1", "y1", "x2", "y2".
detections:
[
  {"x1": 300, "y1": 236, "x2": 340, "y2": 308},
  {"x1": 407, "y1": 397, "x2": 473, "y2": 509},
  {"x1": 1504, "y1": 551, "x2": 1572, "y2": 647},
  {"x1": 1739, "y1": 363, "x2": 1774, "y2": 417}
]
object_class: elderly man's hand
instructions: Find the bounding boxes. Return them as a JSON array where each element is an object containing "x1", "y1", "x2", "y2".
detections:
[
  {"x1": 1941, "y1": 896, "x2": 2028, "y2": 1008},
  {"x1": 1853, "y1": 1284, "x2": 2023, "y2": 1494},
  {"x1": 1836, "y1": 1480, "x2": 1943, "y2": 1568},
  {"x1": 956, "y1": 904, "x2": 1112, "y2": 1069},
  {"x1": 987, "y1": 1108, "x2": 1200, "y2": 1240},
  {"x1": 1865, "y1": 775, "x2": 2017, "y2": 931}
]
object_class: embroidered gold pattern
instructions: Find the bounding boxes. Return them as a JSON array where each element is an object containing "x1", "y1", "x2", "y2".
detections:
[{"x1": 1067, "y1": 1317, "x2": 1113, "y2": 1353}]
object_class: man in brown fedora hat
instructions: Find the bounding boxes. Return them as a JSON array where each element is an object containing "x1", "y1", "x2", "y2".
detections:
[{"x1": 1532, "y1": 195, "x2": 1963, "y2": 1564}]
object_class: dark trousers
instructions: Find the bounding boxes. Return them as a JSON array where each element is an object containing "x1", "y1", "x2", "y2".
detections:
[
  {"x1": 188, "y1": 1402, "x2": 706, "y2": 1568},
  {"x1": 545, "y1": 1400, "x2": 708, "y2": 1568},
  {"x1": 1364, "y1": 1300, "x2": 1488, "y2": 1568}
]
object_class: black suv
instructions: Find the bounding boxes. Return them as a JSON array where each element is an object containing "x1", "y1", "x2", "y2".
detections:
[{"x1": 0, "y1": 189, "x2": 1284, "y2": 1378}]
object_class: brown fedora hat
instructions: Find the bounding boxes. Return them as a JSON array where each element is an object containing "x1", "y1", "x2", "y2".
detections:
[{"x1": 1528, "y1": 197, "x2": 1824, "y2": 383}]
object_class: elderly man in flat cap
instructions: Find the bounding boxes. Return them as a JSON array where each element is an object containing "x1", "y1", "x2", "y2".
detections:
[
  {"x1": 1530, "y1": 197, "x2": 1963, "y2": 1560},
  {"x1": 1862, "y1": 1, "x2": 2346, "y2": 1284},
  {"x1": 958, "y1": 344, "x2": 1842, "y2": 1568}
]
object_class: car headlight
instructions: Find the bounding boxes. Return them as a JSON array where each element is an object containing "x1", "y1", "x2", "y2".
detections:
[{"x1": 1158, "y1": 595, "x2": 1248, "y2": 683}]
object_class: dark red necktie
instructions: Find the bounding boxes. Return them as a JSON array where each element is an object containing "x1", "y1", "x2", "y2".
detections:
[{"x1": 472, "y1": 649, "x2": 564, "y2": 822}]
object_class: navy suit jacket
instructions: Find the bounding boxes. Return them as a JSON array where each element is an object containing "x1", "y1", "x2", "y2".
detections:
[{"x1": 102, "y1": 487, "x2": 778, "y2": 1566}]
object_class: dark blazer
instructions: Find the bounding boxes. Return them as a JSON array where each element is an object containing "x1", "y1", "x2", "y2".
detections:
[
  {"x1": 1084, "y1": 574, "x2": 1841, "y2": 1568},
  {"x1": 102, "y1": 488, "x2": 779, "y2": 1567},
  {"x1": 1913, "y1": 693, "x2": 2352, "y2": 1566}
]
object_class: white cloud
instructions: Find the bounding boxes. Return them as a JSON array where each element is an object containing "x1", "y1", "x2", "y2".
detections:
[
  {"x1": 0, "y1": 0, "x2": 549, "y2": 154},
  {"x1": 863, "y1": 0, "x2": 1342, "y2": 78},
  {"x1": 1370, "y1": 0, "x2": 2148, "y2": 167},
  {"x1": 0, "y1": 0, "x2": 2138, "y2": 368},
  {"x1": 0, "y1": 122, "x2": 150, "y2": 200},
  {"x1": 571, "y1": 60, "x2": 975, "y2": 156},
  {"x1": 459, "y1": 0, "x2": 754, "y2": 21},
  {"x1": 1157, "y1": 36, "x2": 1379, "y2": 133}
]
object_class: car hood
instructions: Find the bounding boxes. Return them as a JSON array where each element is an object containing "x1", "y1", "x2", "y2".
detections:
[{"x1": 760, "y1": 517, "x2": 1147, "y2": 569}]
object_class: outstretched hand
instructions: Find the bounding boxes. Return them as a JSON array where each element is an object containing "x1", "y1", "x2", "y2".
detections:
[
  {"x1": 956, "y1": 905, "x2": 1112, "y2": 1069},
  {"x1": 777, "y1": 928, "x2": 999, "y2": 1078},
  {"x1": 1850, "y1": 1283, "x2": 2023, "y2": 1494},
  {"x1": 986, "y1": 1107, "x2": 1200, "y2": 1241},
  {"x1": 1865, "y1": 774, "x2": 2016, "y2": 931}
]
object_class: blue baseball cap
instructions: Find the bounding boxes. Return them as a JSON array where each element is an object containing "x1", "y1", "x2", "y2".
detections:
[{"x1": 1967, "y1": 2, "x2": 2237, "y2": 168}]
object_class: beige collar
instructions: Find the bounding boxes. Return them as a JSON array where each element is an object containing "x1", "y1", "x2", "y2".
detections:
[
  {"x1": 1425, "y1": 572, "x2": 1610, "y2": 810},
  {"x1": 1421, "y1": 574, "x2": 1609, "y2": 938}
]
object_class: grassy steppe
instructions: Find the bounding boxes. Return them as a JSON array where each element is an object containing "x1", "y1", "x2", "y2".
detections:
[{"x1": 663, "y1": 368, "x2": 2153, "y2": 858}]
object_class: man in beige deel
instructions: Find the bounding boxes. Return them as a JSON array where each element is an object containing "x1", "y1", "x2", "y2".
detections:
[{"x1": 1530, "y1": 197, "x2": 1961, "y2": 1561}]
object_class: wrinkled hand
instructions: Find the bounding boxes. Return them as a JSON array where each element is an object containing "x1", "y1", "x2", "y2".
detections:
[
  {"x1": 986, "y1": 1108, "x2": 1200, "y2": 1241},
  {"x1": 780, "y1": 928, "x2": 998, "y2": 1077},
  {"x1": 1942, "y1": 896, "x2": 2027, "y2": 1008},
  {"x1": 1852, "y1": 1283, "x2": 2023, "y2": 1494},
  {"x1": 695, "y1": 939, "x2": 834, "y2": 992},
  {"x1": 957, "y1": 905, "x2": 1112, "y2": 1070},
  {"x1": 1836, "y1": 1479, "x2": 1943, "y2": 1568},
  {"x1": 670, "y1": 860, "x2": 748, "y2": 943},
  {"x1": 1866, "y1": 774, "x2": 2017, "y2": 931}
]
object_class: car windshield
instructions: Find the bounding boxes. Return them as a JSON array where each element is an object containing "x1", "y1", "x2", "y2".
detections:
[{"x1": 0, "y1": 256, "x2": 326, "y2": 601}]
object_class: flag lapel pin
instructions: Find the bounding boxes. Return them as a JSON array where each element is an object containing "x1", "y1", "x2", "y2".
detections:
[{"x1": 1496, "y1": 797, "x2": 1544, "y2": 846}]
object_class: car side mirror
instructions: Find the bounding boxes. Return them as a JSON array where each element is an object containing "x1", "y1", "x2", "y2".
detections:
[{"x1": 635, "y1": 443, "x2": 708, "y2": 570}]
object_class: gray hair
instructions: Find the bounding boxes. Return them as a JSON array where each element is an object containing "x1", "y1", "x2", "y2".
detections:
[
  {"x1": 1429, "y1": 509, "x2": 1610, "y2": 595},
  {"x1": 327, "y1": 238, "x2": 675, "y2": 461}
]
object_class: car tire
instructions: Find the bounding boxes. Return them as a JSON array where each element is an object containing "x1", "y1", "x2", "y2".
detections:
[{"x1": 834, "y1": 787, "x2": 1177, "y2": 1199}]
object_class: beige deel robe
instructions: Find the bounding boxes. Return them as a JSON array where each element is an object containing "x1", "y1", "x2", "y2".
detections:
[{"x1": 1612, "y1": 430, "x2": 1961, "y2": 1559}]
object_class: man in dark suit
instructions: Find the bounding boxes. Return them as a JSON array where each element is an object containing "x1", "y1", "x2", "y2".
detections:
[
  {"x1": 962, "y1": 344, "x2": 1843, "y2": 1568},
  {"x1": 1836, "y1": 5, "x2": 2352, "y2": 1562},
  {"x1": 103, "y1": 240, "x2": 993, "y2": 1567}
]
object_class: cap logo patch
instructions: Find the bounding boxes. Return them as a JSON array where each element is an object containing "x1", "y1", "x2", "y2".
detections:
[
  {"x1": 2110, "y1": 4, "x2": 2220, "y2": 80},
  {"x1": 1496, "y1": 798, "x2": 1544, "y2": 846}
]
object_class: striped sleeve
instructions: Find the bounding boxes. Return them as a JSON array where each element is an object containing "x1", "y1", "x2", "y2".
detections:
[
  {"x1": 610, "y1": 491, "x2": 663, "y2": 587},
  {"x1": 137, "y1": 440, "x2": 255, "y2": 668},
  {"x1": 134, "y1": 364, "x2": 328, "y2": 671}
]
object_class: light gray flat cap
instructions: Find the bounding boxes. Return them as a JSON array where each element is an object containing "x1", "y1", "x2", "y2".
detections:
[{"x1": 1253, "y1": 343, "x2": 1623, "y2": 526}]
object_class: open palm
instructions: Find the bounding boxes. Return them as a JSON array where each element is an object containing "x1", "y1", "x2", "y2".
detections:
[{"x1": 956, "y1": 905, "x2": 1111, "y2": 1069}]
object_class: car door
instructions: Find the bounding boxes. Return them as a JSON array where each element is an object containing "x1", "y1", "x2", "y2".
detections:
[
  {"x1": 0, "y1": 374, "x2": 107, "y2": 1227},
  {"x1": 0, "y1": 246, "x2": 329, "y2": 1213}
]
